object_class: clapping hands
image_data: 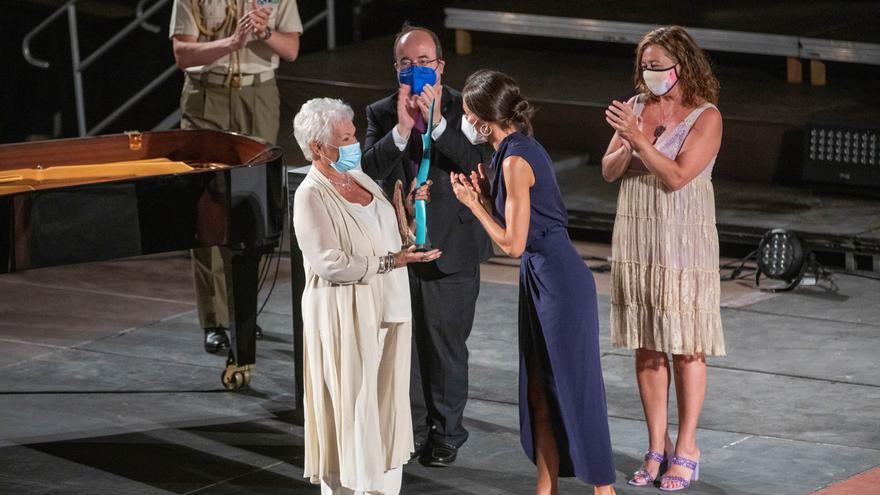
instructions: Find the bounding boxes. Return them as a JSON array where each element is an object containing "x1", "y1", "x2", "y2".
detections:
[
  {"x1": 416, "y1": 82, "x2": 443, "y2": 127},
  {"x1": 230, "y1": 0, "x2": 271, "y2": 49},
  {"x1": 605, "y1": 100, "x2": 640, "y2": 150},
  {"x1": 450, "y1": 163, "x2": 491, "y2": 212},
  {"x1": 396, "y1": 81, "x2": 443, "y2": 136}
]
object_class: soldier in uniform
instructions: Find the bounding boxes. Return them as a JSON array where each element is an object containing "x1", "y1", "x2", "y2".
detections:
[{"x1": 169, "y1": 0, "x2": 302, "y2": 352}]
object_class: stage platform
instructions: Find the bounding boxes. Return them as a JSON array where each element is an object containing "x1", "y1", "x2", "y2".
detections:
[
  {"x1": 1, "y1": 249, "x2": 878, "y2": 493},
  {"x1": 276, "y1": 35, "x2": 880, "y2": 261},
  {"x1": 444, "y1": 1, "x2": 880, "y2": 66}
]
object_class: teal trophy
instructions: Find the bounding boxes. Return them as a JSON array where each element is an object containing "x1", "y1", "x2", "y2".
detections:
[{"x1": 414, "y1": 98, "x2": 435, "y2": 251}]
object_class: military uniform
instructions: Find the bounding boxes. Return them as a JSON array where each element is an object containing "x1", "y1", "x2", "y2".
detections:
[{"x1": 169, "y1": 0, "x2": 302, "y2": 336}]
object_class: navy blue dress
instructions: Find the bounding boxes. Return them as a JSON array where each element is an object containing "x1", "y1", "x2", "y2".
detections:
[{"x1": 491, "y1": 132, "x2": 615, "y2": 485}]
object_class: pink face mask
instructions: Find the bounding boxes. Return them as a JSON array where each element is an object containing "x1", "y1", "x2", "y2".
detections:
[{"x1": 642, "y1": 66, "x2": 679, "y2": 96}]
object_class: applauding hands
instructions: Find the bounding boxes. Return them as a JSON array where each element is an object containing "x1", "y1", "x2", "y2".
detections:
[
  {"x1": 450, "y1": 163, "x2": 492, "y2": 212},
  {"x1": 605, "y1": 99, "x2": 640, "y2": 151},
  {"x1": 396, "y1": 81, "x2": 444, "y2": 137}
]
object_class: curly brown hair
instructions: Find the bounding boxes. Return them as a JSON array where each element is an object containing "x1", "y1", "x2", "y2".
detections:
[{"x1": 634, "y1": 26, "x2": 719, "y2": 107}]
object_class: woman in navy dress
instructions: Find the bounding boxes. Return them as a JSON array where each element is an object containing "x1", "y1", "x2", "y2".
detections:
[{"x1": 450, "y1": 69, "x2": 616, "y2": 495}]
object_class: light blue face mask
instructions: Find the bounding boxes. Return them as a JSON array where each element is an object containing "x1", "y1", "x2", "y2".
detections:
[{"x1": 325, "y1": 142, "x2": 361, "y2": 172}]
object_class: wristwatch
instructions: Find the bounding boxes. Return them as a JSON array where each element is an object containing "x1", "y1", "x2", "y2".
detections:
[{"x1": 259, "y1": 27, "x2": 273, "y2": 41}]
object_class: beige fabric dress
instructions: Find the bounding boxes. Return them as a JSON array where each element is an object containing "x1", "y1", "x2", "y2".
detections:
[
  {"x1": 610, "y1": 97, "x2": 726, "y2": 356},
  {"x1": 292, "y1": 168, "x2": 414, "y2": 493}
]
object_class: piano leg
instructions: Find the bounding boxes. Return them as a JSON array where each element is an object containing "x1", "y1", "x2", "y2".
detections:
[{"x1": 220, "y1": 246, "x2": 260, "y2": 390}]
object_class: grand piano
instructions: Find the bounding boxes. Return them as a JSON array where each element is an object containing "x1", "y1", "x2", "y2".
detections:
[{"x1": 0, "y1": 129, "x2": 285, "y2": 390}]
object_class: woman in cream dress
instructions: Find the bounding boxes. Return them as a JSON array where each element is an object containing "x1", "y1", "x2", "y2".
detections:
[
  {"x1": 292, "y1": 97, "x2": 439, "y2": 495},
  {"x1": 602, "y1": 26, "x2": 725, "y2": 492}
]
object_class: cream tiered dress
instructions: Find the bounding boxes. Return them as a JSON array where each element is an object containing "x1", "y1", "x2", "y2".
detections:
[{"x1": 610, "y1": 97, "x2": 726, "y2": 356}]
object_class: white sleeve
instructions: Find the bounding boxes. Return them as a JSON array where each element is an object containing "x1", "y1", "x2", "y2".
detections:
[
  {"x1": 293, "y1": 186, "x2": 379, "y2": 284},
  {"x1": 430, "y1": 116, "x2": 447, "y2": 141},
  {"x1": 391, "y1": 125, "x2": 409, "y2": 151}
]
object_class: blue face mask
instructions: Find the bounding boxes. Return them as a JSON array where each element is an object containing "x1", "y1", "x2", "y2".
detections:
[
  {"x1": 326, "y1": 142, "x2": 361, "y2": 172},
  {"x1": 398, "y1": 65, "x2": 437, "y2": 95}
]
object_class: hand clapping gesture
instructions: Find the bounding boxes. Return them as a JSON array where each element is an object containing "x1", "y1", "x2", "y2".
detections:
[
  {"x1": 396, "y1": 84, "x2": 421, "y2": 136},
  {"x1": 416, "y1": 82, "x2": 443, "y2": 126},
  {"x1": 605, "y1": 100, "x2": 640, "y2": 150},
  {"x1": 450, "y1": 163, "x2": 491, "y2": 212},
  {"x1": 230, "y1": 0, "x2": 271, "y2": 49},
  {"x1": 245, "y1": 0, "x2": 271, "y2": 38}
]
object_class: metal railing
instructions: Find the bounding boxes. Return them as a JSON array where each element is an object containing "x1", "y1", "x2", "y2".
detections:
[{"x1": 22, "y1": 0, "x2": 336, "y2": 137}]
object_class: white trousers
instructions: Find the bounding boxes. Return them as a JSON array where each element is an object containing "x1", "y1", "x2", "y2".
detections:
[{"x1": 320, "y1": 468, "x2": 402, "y2": 495}]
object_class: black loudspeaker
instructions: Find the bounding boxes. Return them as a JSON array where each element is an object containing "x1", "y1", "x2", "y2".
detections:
[{"x1": 802, "y1": 123, "x2": 880, "y2": 188}]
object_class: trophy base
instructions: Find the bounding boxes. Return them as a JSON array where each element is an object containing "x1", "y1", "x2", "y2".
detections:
[{"x1": 414, "y1": 243, "x2": 433, "y2": 253}]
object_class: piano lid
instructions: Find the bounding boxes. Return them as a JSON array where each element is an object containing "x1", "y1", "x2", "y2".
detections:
[{"x1": 0, "y1": 130, "x2": 281, "y2": 197}]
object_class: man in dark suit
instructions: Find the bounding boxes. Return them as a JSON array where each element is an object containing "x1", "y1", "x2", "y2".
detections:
[{"x1": 362, "y1": 24, "x2": 492, "y2": 467}]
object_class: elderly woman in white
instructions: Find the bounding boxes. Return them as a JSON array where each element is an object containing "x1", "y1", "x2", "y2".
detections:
[{"x1": 292, "y1": 97, "x2": 440, "y2": 495}]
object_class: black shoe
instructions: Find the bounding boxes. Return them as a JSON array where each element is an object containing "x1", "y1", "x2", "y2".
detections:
[
  {"x1": 255, "y1": 324, "x2": 263, "y2": 339},
  {"x1": 409, "y1": 441, "x2": 425, "y2": 462},
  {"x1": 420, "y1": 442, "x2": 458, "y2": 467},
  {"x1": 204, "y1": 327, "x2": 229, "y2": 353}
]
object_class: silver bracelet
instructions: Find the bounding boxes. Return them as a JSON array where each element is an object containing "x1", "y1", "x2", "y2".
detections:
[
  {"x1": 387, "y1": 252, "x2": 397, "y2": 271},
  {"x1": 378, "y1": 253, "x2": 396, "y2": 274}
]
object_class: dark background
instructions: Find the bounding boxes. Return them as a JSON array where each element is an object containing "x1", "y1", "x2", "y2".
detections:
[
  {"x1": 1, "y1": 0, "x2": 446, "y2": 144},
  {"x1": 3, "y1": 0, "x2": 877, "y2": 166}
]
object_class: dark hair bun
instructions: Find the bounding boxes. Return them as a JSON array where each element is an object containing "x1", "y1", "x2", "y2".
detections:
[{"x1": 512, "y1": 99, "x2": 534, "y2": 121}]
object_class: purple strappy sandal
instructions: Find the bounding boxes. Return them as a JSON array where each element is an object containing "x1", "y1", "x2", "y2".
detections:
[
  {"x1": 659, "y1": 455, "x2": 700, "y2": 491},
  {"x1": 627, "y1": 450, "x2": 667, "y2": 487}
]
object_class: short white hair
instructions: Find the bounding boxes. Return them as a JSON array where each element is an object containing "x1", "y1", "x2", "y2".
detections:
[{"x1": 292, "y1": 98, "x2": 354, "y2": 161}]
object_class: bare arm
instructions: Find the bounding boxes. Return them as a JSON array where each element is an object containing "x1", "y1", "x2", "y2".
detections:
[
  {"x1": 171, "y1": 8, "x2": 252, "y2": 70},
  {"x1": 172, "y1": 33, "x2": 243, "y2": 70},
  {"x1": 262, "y1": 30, "x2": 299, "y2": 61},
  {"x1": 601, "y1": 130, "x2": 633, "y2": 182},
  {"x1": 608, "y1": 101, "x2": 722, "y2": 191},
  {"x1": 247, "y1": 2, "x2": 299, "y2": 61},
  {"x1": 601, "y1": 96, "x2": 639, "y2": 182},
  {"x1": 451, "y1": 156, "x2": 534, "y2": 258},
  {"x1": 172, "y1": 1, "x2": 298, "y2": 69}
]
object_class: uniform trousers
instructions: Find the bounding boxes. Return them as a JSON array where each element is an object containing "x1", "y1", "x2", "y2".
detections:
[{"x1": 180, "y1": 73, "x2": 279, "y2": 328}]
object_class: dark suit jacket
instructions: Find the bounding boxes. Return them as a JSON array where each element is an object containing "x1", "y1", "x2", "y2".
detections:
[{"x1": 362, "y1": 86, "x2": 492, "y2": 275}]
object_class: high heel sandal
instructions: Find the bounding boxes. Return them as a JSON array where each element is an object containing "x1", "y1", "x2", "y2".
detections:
[
  {"x1": 658, "y1": 455, "x2": 699, "y2": 492},
  {"x1": 627, "y1": 451, "x2": 667, "y2": 487}
]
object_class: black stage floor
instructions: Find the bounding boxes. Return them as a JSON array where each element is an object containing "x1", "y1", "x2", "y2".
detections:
[{"x1": 1, "y1": 250, "x2": 879, "y2": 494}]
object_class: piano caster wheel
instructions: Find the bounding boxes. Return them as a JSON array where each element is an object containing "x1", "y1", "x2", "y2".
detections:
[{"x1": 221, "y1": 364, "x2": 252, "y2": 390}]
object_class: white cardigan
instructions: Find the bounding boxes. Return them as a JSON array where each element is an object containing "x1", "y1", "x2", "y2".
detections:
[{"x1": 292, "y1": 167, "x2": 411, "y2": 323}]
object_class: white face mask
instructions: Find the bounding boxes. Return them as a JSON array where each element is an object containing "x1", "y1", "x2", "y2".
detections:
[
  {"x1": 461, "y1": 115, "x2": 488, "y2": 145},
  {"x1": 642, "y1": 65, "x2": 679, "y2": 96}
]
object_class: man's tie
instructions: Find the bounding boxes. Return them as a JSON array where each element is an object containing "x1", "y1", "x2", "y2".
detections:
[{"x1": 407, "y1": 111, "x2": 428, "y2": 176}]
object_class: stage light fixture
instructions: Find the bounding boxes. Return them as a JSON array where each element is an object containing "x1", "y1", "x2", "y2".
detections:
[
  {"x1": 756, "y1": 229, "x2": 808, "y2": 291},
  {"x1": 803, "y1": 123, "x2": 879, "y2": 188}
]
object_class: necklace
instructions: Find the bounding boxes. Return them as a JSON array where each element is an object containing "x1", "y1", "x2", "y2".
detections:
[
  {"x1": 327, "y1": 173, "x2": 354, "y2": 191},
  {"x1": 653, "y1": 125, "x2": 666, "y2": 142},
  {"x1": 652, "y1": 101, "x2": 674, "y2": 144}
]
